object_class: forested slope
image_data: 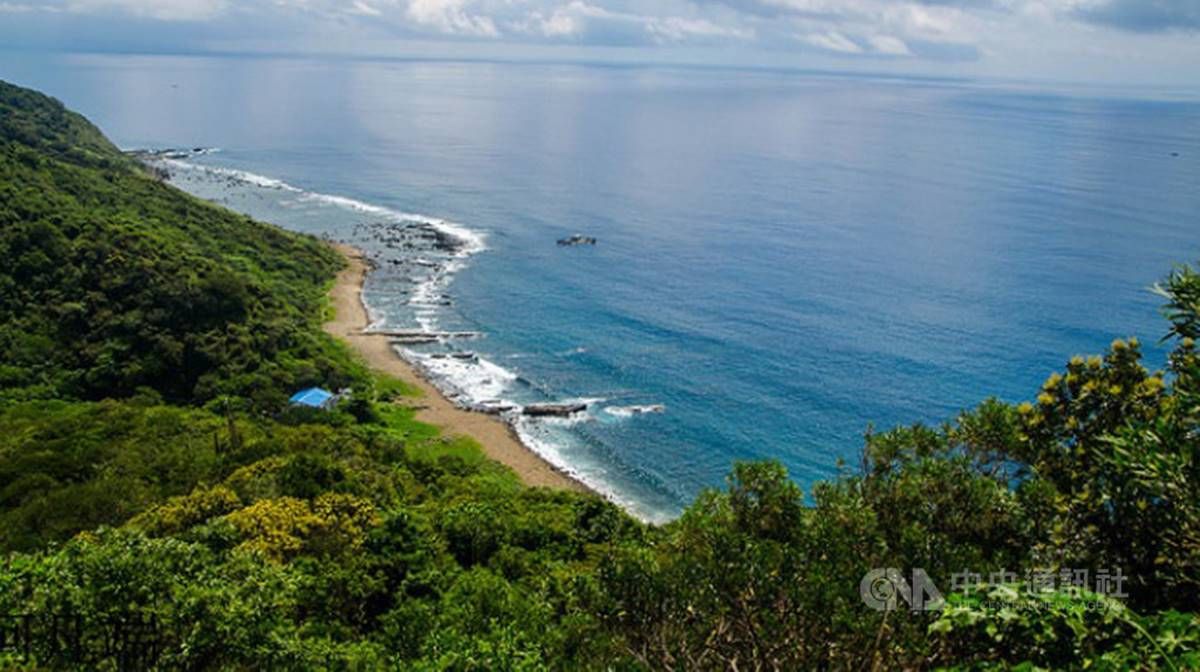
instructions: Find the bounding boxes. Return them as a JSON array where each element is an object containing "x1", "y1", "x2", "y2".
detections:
[
  {"x1": 0, "y1": 80, "x2": 1197, "y2": 670},
  {"x1": 0, "y1": 80, "x2": 359, "y2": 405}
]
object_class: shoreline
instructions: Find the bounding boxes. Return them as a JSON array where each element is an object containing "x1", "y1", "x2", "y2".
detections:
[{"x1": 323, "y1": 243, "x2": 592, "y2": 494}]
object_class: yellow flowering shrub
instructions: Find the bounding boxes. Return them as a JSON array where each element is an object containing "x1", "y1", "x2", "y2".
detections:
[
  {"x1": 227, "y1": 497, "x2": 321, "y2": 562},
  {"x1": 128, "y1": 485, "x2": 242, "y2": 536},
  {"x1": 309, "y1": 492, "x2": 381, "y2": 555},
  {"x1": 225, "y1": 494, "x2": 380, "y2": 562},
  {"x1": 223, "y1": 456, "x2": 288, "y2": 503}
]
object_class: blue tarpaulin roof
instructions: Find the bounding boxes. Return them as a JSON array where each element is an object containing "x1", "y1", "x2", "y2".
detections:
[{"x1": 289, "y1": 387, "x2": 334, "y2": 408}]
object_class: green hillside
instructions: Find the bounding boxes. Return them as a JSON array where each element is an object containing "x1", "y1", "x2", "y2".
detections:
[
  {"x1": 0, "y1": 81, "x2": 134, "y2": 171},
  {"x1": 0, "y1": 80, "x2": 1197, "y2": 670},
  {"x1": 0, "y1": 80, "x2": 360, "y2": 405}
]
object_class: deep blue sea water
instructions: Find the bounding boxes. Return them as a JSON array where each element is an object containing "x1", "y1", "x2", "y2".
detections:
[{"x1": 4, "y1": 53, "x2": 1198, "y2": 521}]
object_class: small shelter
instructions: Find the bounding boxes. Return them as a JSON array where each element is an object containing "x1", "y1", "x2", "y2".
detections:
[{"x1": 289, "y1": 387, "x2": 336, "y2": 410}]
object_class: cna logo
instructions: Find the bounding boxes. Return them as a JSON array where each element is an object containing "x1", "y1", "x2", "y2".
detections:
[{"x1": 860, "y1": 568, "x2": 945, "y2": 612}]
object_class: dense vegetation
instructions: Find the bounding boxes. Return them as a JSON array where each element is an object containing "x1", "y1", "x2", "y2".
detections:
[
  {"x1": 0, "y1": 79, "x2": 1197, "y2": 670},
  {"x1": 0, "y1": 80, "x2": 362, "y2": 405}
]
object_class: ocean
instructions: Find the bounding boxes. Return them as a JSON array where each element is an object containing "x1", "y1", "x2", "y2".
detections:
[{"x1": 4, "y1": 52, "x2": 1198, "y2": 522}]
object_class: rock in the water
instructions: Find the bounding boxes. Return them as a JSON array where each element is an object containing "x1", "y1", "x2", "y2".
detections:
[
  {"x1": 627, "y1": 404, "x2": 665, "y2": 415},
  {"x1": 557, "y1": 234, "x2": 597, "y2": 247},
  {"x1": 523, "y1": 402, "x2": 588, "y2": 417}
]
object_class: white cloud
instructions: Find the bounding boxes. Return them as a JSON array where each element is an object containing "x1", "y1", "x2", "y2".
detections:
[
  {"x1": 522, "y1": 9, "x2": 581, "y2": 37},
  {"x1": 883, "y1": 4, "x2": 968, "y2": 41},
  {"x1": 803, "y1": 30, "x2": 862, "y2": 53},
  {"x1": 510, "y1": 1, "x2": 752, "y2": 44},
  {"x1": 406, "y1": 0, "x2": 499, "y2": 36},
  {"x1": 349, "y1": 1, "x2": 383, "y2": 17},
  {"x1": 67, "y1": 0, "x2": 227, "y2": 21},
  {"x1": 868, "y1": 34, "x2": 911, "y2": 55},
  {"x1": 647, "y1": 16, "x2": 753, "y2": 42},
  {"x1": 3, "y1": 0, "x2": 1197, "y2": 84},
  {"x1": 0, "y1": 2, "x2": 58, "y2": 11}
]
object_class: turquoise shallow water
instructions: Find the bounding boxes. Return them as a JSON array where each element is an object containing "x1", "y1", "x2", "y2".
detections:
[{"x1": 5, "y1": 53, "x2": 1199, "y2": 521}]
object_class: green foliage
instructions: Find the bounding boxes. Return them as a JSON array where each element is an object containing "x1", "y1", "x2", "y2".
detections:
[
  {"x1": 1004, "y1": 334, "x2": 1196, "y2": 611},
  {"x1": 0, "y1": 82, "x2": 136, "y2": 171},
  {"x1": 929, "y1": 585, "x2": 1200, "y2": 670},
  {"x1": 0, "y1": 396, "x2": 627, "y2": 668},
  {"x1": 0, "y1": 80, "x2": 366, "y2": 406},
  {"x1": 1, "y1": 79, "x2": 1198, "y2": 670},
  {"x1": 0, "y1": 400, "x2": 228, "y2": 551}
]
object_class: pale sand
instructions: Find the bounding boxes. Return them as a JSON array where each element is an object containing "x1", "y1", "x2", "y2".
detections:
[{"x1": 323, "y1": 243, "x2": 588, "y2": 492}]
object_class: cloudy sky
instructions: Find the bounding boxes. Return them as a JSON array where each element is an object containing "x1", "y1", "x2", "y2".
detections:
[{"x1": 1, "y1": 0, "x2": 1198, "y2": 85}]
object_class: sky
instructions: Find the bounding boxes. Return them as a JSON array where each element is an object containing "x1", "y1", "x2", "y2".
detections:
[{"x1": 0, "y1": 0, "x2": 1198, "y2": 86}]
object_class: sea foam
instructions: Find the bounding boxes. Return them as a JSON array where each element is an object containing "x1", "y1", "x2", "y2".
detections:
[
  {"x1": 605, "y1": 404, "x2": 666, "y2": 418},
  {"x1": 163, "y1": 159, "x2": 487, "y2": 256}
]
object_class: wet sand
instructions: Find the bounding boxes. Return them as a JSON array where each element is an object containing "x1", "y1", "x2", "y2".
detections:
[{"x1": 323, "y1": 243, "x2": 589, "y2": 492}]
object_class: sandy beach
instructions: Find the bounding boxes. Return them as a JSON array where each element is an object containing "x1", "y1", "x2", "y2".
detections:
[{"x1": 323, "y1": 243, "x2": 588, "y2": 492}]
